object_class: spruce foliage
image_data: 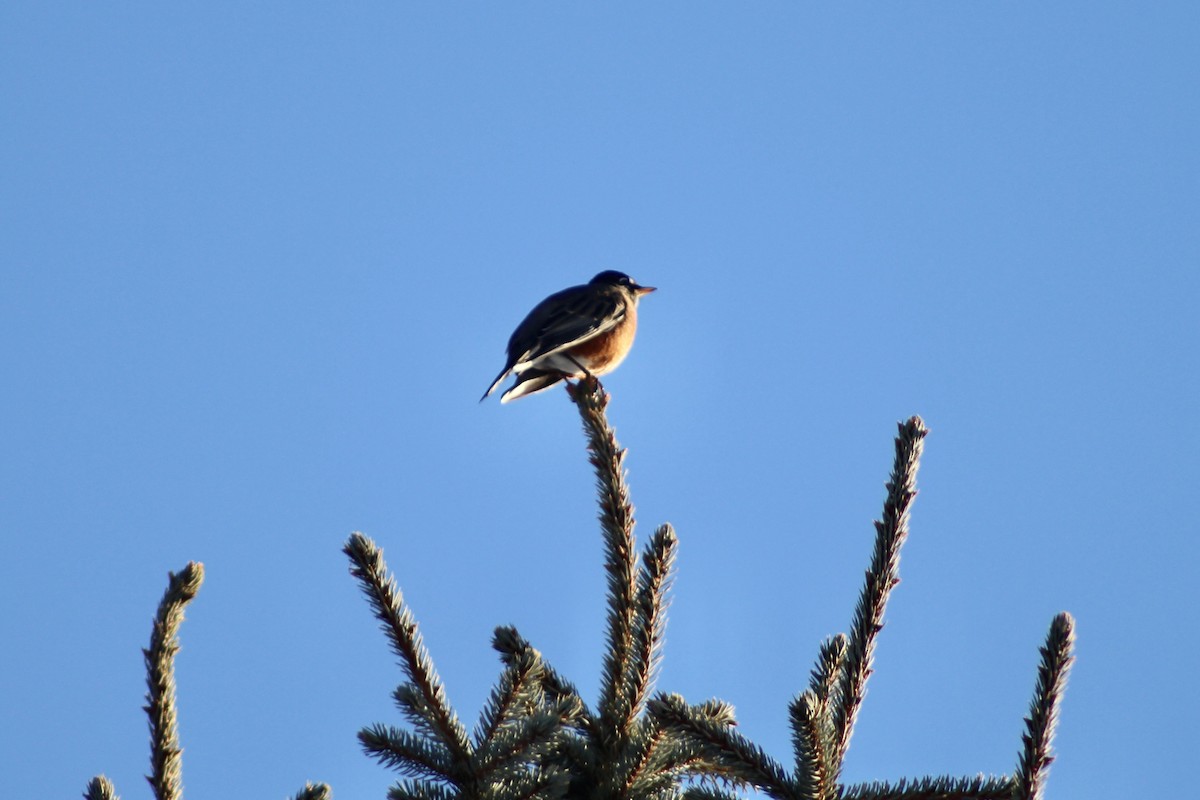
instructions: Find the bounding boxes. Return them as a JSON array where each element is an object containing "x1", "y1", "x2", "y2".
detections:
[{"x1": 83, "y1": 378, "x2": 1073, "y2": 800}]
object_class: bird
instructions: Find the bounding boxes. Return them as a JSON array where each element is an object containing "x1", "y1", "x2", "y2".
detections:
[{"x1": 481, "y1": 270, "x2": 656, "y2": 403}]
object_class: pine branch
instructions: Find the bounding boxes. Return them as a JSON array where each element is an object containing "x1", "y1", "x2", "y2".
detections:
[
  {"x1": 360, "y1": 723, "x2": 456, "y2": 782},
  {"x1": 612, "y1": 714, "x2": 668, "y2": 796},
  {"x1": 628, "y1": 524, "x2": 678, "y2": 720},
  {"x1": 567, "y1": 377, "x2": 640, "y2": 746},
  {"x1": 392, "y1": 684, "x2": 457, "y2": 744},
  {"x1": 386, "y1": 779, "x2": 457, "y2": 800},
  {"x1": 623, "y1": 714, "x2": 745, "y2": 795},
  {"x1": 474, "y1": 648, "x2": 545, "y2": 750},
  {"x1": 471, "y1": 708, "x2": 564, "y2": 782},
  {"x1": 480, "y1": 767, "x2": 571, "y2": 800},
  {"x1": 682, "y1": 787, "x2": 741, "y2": 800},
  {"x1": 492, "y1": 626, "x2": 594, "y2": 734},
  {"x1": 808, "y1": 635, "x2": 848, "y2": 726},
  {"x1": 492, "y1": 642, "x2": 604, "y2": 795},
  {"x1": 292, "y1": 782, "x2": 333, "y2": 800},
  {"x1": 345, "y1": 534, "x2": 472, "y2": 765},
  {"x1": 84, "y1": 776, "x2": 121, "y2": 800},
  {"x1": 1013, "y1": 612, "x2": 1075, "y2": 800},
  {"x1": 143, "y1": 562, "x2": 204, "y2": 800},
  {"x1": 831, "y1": 417, "x2": 928, "y2": 771},
  {"x1": 788, "y1": 692, "x2": 830, "y2": 800},
  {"x1": 791, "y1": 635, "x2": 847, "y2": 800},
  {"x1": 491, "y1": 625, "x2": 598, "y2": 792},
  {"x1": 841, "y1": 774, "x2": 1015, "y2": 800},
  {"x1": 649, "y1": 693, "x2": 796, "y2": 798},
  {"x1": 547, "y1": 733, "x2": 595, "y2": 797}
]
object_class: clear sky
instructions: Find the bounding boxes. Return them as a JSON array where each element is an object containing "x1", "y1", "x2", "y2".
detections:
[{"x1": 3, "y1": 4, "x2": 1196, "y2": 798}]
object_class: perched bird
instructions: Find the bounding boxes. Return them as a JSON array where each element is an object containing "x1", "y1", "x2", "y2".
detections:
[{"x1": 481, "y1": 270, "x2": 656, "y2": 403}]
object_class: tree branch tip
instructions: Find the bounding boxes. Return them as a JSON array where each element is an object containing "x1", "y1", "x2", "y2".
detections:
[
  {"x1": 172, "y1": 562, "x2": 204, "y2": 598},
  {"x1": 1042, "y1": 613, "x2": 1076, "y2": 666},
  {"x1": 565, "y1": 375, "x2": 608, "y2": 407},
  {"x1": 83, "y1": 775, "x2": 120, "y2": 800},
  {"x1": 344, "y1": 531, "x2": 375, "y2": 555},
  {"x1": 654, "y1": 522, "x2": 678, "y2": 543},
  {"x1": 492, "y1": 625, "x2": 541, "y2": 663},
  {"x1": 292, "y1": 781, "x2": 333, "y2": 800}
]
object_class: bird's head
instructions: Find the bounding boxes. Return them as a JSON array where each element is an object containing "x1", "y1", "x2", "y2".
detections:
[{"x1": 590, "y1": 270, "x2": 657, "y2": 296}]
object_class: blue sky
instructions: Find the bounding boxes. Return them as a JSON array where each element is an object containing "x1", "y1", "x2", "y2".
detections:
[{"x1": 2, "y1": 3, "x2": 1196, "y2": 798}]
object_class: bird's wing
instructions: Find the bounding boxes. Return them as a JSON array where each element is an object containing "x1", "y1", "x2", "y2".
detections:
[{"x1": 507, "y1": 285, "x2": 627, "y2": 367}]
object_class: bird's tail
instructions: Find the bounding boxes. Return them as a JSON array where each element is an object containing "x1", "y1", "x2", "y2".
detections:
[
  {"x1": 500, "y1": 369, "x2": 565, "y2": 403},
  {"x1": 480, "y1": 366, "x2": 512, "y2": 402}
]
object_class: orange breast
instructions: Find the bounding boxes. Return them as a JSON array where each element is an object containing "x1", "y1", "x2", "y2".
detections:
[{"x1": 567, "y1": 303, "x2": 638, "y2": 376}]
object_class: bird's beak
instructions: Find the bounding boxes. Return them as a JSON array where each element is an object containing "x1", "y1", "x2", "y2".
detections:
[{"x1": 635, "y1": 285, "x2": 657, "y2": 295}]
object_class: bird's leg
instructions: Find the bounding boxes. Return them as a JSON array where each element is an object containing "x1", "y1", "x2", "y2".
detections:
[
  {"x1": 565, "y1": 354, "x2": 595, "y2": 379},
  {"x1": 563, "y1": 355, "x2": 602, "y2": 395}
]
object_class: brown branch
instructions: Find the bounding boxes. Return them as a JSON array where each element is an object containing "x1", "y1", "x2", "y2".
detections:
[
  {"x1": 832, "y1": 417, "x2": 928, "y2": 771},
  {"x1": 345, "y1": 534, "x2": 471, "y2": 765},
  {"x1": 567, "y1": 377, "x2": 640, "y2": 746},
  {"x1": 1013, "y1": 612, "x2": 1076, "y2": 800},
  {"x1": 143, "y1": 562, "x2": 204, "y2": 800}
]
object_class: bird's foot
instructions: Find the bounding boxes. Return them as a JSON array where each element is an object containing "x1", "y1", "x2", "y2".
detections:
[{"x1": 565, "y1": 373, "x2": 603, "y2": 400}]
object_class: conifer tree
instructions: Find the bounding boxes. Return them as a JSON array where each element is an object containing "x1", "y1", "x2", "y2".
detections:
[
  {"x1": 84, "y1": 378, "x2": 1073, "y2": 800},
  {"x1": 347, "y1": 378, "x2": 1074, "y2": 799}
]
